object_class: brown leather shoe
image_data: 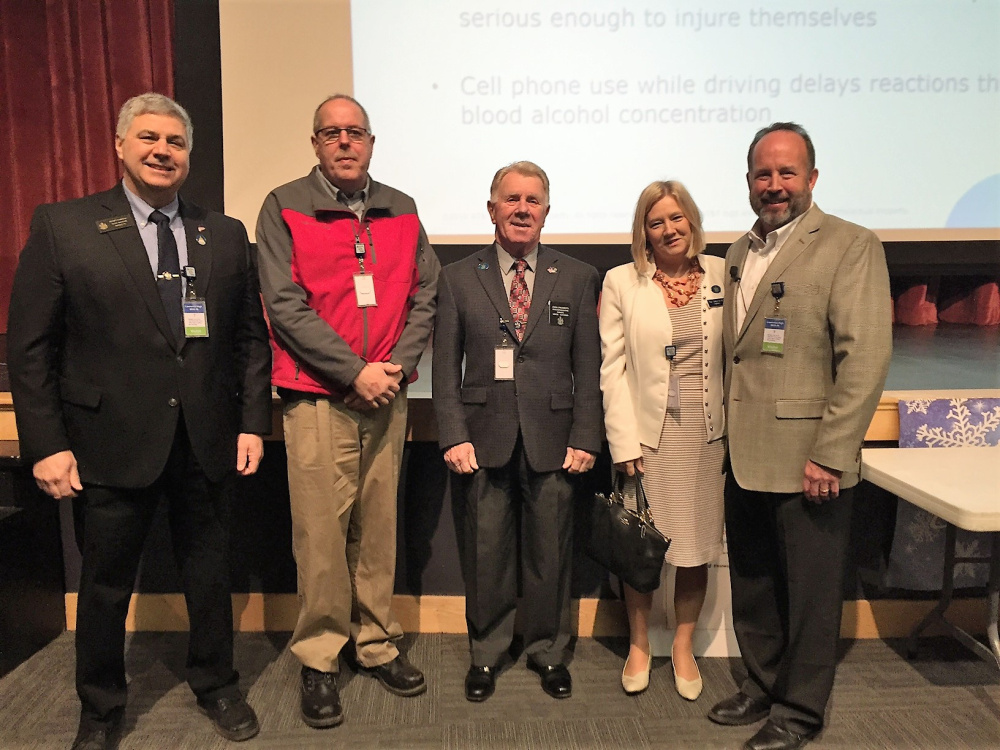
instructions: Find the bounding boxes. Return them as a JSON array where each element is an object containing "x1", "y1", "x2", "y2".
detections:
[{"x1": 196, "y1": 695, "x2": 260, "y2": 742}]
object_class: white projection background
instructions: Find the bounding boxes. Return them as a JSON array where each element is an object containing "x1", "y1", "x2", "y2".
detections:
[{"x1": 222, "y1": 0, "x2": 1000, "y2": 243}]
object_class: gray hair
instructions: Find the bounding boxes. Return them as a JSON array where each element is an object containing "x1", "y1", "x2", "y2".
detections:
[
  {"x1": 116, "y1": 93, "x2": 193, "y2": 151},
  {"x1": 747, "y1": 121, "x2": 815, "y2": 172},
  {"x1": 312, "y1": 94, "x2": 372, "y2": 133},
  {"x1": 489, "y1": 161, "x2": 550, "y2": 204}
]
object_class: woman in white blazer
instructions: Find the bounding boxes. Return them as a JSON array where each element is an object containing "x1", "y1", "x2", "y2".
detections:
[{"x1": 599, "y1": 181, "x2": 726, "y2": 700}]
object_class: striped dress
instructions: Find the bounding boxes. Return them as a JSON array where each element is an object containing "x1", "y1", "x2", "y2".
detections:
[{"x1": 628, "y1": 287, "x2": 725, "y2": 567}]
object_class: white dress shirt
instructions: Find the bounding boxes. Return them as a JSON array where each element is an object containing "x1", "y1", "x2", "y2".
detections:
[{"x1": 736, "y1": 209, "x2": 809, "y2": 331}]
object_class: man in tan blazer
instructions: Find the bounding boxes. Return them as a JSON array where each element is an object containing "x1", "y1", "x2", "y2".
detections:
[{"x1": 709, "y1": 123, "x2": 892, "y2": 750}]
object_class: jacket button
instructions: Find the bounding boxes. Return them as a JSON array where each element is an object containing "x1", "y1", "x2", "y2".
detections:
[
  {"x1": 733, "y1": 356, "x2": 741, "y2": 364},
  {"x1": 168, "y1": 397, "x2": 179, "y2": 407},
  {"x1": 517, "y1": 356, "x2": 525, "y2": 363},
  {"x1": 176, "y1": 355, "x2": 184, "y2": 365}
]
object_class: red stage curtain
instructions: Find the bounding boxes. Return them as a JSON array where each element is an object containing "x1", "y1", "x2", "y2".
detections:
[{"x1": 0, "y1": 0, "x2": 174, "y2": 333}]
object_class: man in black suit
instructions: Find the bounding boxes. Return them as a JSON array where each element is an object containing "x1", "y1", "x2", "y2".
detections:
[
  {"x1": 7, "y1": 93, "x2": 272, "y2": 750},
  {"x1": 433, "y1": 161, "x2": 602, "y2": 702}
]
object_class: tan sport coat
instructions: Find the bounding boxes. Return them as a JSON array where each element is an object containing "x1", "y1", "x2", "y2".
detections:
[
  {"x1": 600, "y1": 255, "x2": 726, "y2": 464},
  {"x1": 722, "y1": 205, "x2": 892, "y2": 493}
]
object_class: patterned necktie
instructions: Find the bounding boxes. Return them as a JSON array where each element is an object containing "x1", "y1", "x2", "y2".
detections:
[
  {"x1": 149, "y1": 210, "x2": 184, "y2": 343},
  {"x1": 508, "y1": 258, "x2": 530, "y2": 341}
]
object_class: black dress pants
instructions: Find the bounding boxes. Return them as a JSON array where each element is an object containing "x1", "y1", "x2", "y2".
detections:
[
  {"x1": 73, "y1": 420, "x2": 239, "y2": 727},
  {"x1": 724, "y1": 472, "x2": 854, "y2": 735},
  {"x1": 456, "y1": 435, "x2": 574, "y2": 669}
]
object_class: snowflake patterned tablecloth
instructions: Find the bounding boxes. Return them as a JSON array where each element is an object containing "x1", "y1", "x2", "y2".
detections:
[{"x1": 883, "y1": 398, "x2": 999, "y2": 590}]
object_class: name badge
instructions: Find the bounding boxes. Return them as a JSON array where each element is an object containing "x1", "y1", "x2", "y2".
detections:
[
  {"x1": 95, "y1": 214, "x2": 135, "y2": 233},
  {"x1": 183, "y1": 298, "x2": 209, "y2": 338},
  {"x1": 707, "y1": 297, "x2": 724, "y2": 308},
  {"x1": 549, "y1": 302, "x2": 571, "y2": 326},
  {"x1": 495, "y1": 345, "x2": 515, "y2": 380},
  {"x1": 667, "y1": 374, "x2": 681, "y2": 410},
  {"x1": 353, "y1": 274, "x2": 377, "y2": 307},
  {"x1": 762, "y1": 317, "x2": 786, "y2": 354}
]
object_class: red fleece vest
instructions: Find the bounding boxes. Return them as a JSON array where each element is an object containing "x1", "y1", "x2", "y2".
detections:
[{"x1": 269, "y1": 209, "x2": 420, "y2": 395}]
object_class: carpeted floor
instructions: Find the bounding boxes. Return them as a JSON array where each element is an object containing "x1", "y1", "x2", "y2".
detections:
[{"x1": 0, "y1": 632, "x2": 997, "y2": 749}]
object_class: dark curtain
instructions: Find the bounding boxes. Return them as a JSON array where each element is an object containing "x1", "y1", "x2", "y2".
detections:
[{"x1": 0, "y1": 0, "x2": 174, "y2": 332}]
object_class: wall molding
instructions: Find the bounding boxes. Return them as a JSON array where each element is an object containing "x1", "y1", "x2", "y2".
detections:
[{"x1": 63, "y1": 593, "x2": 988, "y2": 641}]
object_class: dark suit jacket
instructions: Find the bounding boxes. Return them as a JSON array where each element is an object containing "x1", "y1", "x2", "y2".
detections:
[
  {"x1": 433, "y1": 244, "x2": 602, "y2": 473},
  {"x1": 722, "y1": 205, "x2": 892, "y2": 493},
  {"x1": 7, "y1": 184, "x2": 272, "y2": 488}
]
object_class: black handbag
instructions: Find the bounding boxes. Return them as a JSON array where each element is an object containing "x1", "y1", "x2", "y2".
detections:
[{"x1": 585, "y1": 472, "x2": 670, "y2": 594}]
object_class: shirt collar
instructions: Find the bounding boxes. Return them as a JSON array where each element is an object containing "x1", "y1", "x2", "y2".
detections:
[
  {"x1": 315, "y1": 167, "x2": 370, "y2": 206},
  {"x1": 748, "y1": 204, "x2": 812, "y2": 253},
  {"x1": 122, "y1": 180, "x2": 180, "y2": 226},
  {"x1": 496, "y1": 243, "x2": 538, "y2": 273}
]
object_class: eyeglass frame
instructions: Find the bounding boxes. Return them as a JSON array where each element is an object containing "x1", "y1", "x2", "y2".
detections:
[{"x1": 313, "y1": 125, "x2": 371, "y2": 145}]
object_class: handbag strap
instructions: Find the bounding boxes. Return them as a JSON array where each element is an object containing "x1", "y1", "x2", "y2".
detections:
[{"x1": 614, "y1": 470, "x2": 653, "y2": 520}]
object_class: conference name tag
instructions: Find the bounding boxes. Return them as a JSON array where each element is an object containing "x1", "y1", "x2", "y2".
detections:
[
  {"x1": 762, "y1": 317, "x2": 786, "y2": 354},
  {"x1": 353, "y1": 274, "x2": 377, "y2": 307},
  {"x1": 667, "y1": 375, "x2": 681, "y2": 410},
  {"x1": 183, "y1": 299, "x2": 209, "y2": 338},
  {"x1": 95, "y1": 214, "x2": 135, "y2": 233},
  {"x1": 549, "y1": 302, "x2": 571, "y2": 326},
  {"x1": 494, "y1": 345, "x2": 515, "y2": 380}
]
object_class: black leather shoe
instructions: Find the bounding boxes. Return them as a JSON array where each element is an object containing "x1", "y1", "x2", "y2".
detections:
[
  {"x1": 71, "y1": 724, "x2": 116, "y2": 750},
  {"x1": 529, "y1": 662, "x2": 572, "y2": 699},
  {"x1": 465, "y1": 665, "x2": 496, "y2": 702},
  {"x1": 367, "y1": 654, "x2": 427, "y2": 696},
  {"x1": 301, "y1": 666, "x2": 344, "y2": 728},
  {"x1": 707, "y1": 691, "x2": 772, "y2": 726},
  {"x1": 196, "y1": 695, "x2": 260, "y2": 742},
  {"x1": 743, "y1": 720, "x2": 817, "y2": 750}
]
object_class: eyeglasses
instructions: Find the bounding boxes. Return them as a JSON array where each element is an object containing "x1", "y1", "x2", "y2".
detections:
[{"x1": 314, "y1": 126, "x2": 369, "y2": 144}]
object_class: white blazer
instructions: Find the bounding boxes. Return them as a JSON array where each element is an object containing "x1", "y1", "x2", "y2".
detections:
[{"x1": 599, "y1": 255, "x2": 726, "y2": 463}]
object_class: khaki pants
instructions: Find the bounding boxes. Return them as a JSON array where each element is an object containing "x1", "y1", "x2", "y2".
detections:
[{"x1": 283, "y1": 392, "x2": 407, "y2": 672}]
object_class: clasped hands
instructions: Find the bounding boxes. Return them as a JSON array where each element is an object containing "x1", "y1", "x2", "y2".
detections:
[
  {"x1": 344, "y1": 361, "x2": 403, "y2": 411},
  {"x1": 444, "y1": 444, "x2": 596, "y2": 475}
]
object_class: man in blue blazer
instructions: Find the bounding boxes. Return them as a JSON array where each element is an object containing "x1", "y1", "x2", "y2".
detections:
[
  {"x1": 7, "y1": 93, "x2": 272, "y2": 750},
  {"x1": 433, "y1": 162, "x2": 602, "y2": 702}
]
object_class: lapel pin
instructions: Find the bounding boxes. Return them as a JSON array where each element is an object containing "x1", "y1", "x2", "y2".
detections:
[
  {"x1": 547, "y1": 266, "x2": 557, "y2": 273},
  {"x1": 195, "y1": 235, "x2": 207, "y2": 245},
  {"x1": 711, "y1": 285, "x2": 721, "y2": 293},
  {"x1": 198, "y1": 226, "x2": 206, "y2": 232},
  {"x1": 477, "y1": 261, "x2": 489, "y2": 270}
]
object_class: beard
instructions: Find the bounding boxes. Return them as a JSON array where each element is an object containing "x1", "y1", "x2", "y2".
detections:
[{"x1": 751, "y1": 190, "x2": 811, "y2": 230}]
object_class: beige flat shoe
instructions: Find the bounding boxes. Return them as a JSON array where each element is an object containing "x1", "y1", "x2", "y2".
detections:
[
  {"x1": 621, "y1": 653, "x2": 652, "y2": 695},
  {"x1": 671, "y1": 647, "x2": 703, "y2": 701}
]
